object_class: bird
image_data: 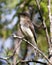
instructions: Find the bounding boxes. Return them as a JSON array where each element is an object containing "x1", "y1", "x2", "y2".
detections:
[{"x1": 19, "y1": 12, "x2": 37, "y2": 47}]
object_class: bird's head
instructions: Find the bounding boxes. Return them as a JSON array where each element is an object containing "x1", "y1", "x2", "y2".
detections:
[
  {"x1": 19, "y1": 12, "x2": 30, "y2": 23},
  {"x1": 19, "y1": 12, "x2": 30, "y2": 19}
]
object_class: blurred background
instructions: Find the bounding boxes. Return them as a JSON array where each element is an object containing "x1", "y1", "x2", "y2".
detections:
[{"x1": 0, "y1": 0, "x2": 51, "y2": 65}]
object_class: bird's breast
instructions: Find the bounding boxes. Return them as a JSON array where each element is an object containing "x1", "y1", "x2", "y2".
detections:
[{"x1": 20, "y1": 25, "x2": 33, "y2": 38}]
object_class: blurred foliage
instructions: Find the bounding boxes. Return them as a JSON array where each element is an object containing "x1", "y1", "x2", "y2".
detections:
[
  {"x1": 0, "y1": 0, "x2": 52, "y2": 60},
  {"x1": 40, "y1": 2, "x2": 48, "y2": 16},
  {"x1": 20, "y1": 41, "x2": 27, "y2": 59}
]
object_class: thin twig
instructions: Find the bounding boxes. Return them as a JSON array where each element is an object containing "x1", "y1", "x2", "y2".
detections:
[
  {"x1": 0, "y1": 57, "x2": 10, "y2": 64},
  {"x1": 35, "y1": 0, "x2": 51, "y2": 47},
  {"x1": 7, "y1": 40, "x2": 22, "y2": 60},
  {"x1": 12, "y1": 35, "x2": 52, "y2": 65},
  {"x1": 16, "y1": 60, "x2": 47, "y2": 65}
]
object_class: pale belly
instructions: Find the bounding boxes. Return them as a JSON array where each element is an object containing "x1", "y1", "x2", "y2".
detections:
[{"x1": 21, "y1": 25, "x2": 34, "y2": 38}]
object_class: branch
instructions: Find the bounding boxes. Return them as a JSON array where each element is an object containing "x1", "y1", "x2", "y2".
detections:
[
  {"x1": 35, "y1": 0, "x2": 43, "y2": 21},
  {"x1": 12, "y1": 34, "x2": 52, "y2": 65},
  {"x1": 16, "y1": 60, "x2": 47, "y2": 65},
  {"x1": 7, "y1": 40, "x2": 22, "y2": 60},
  {"x1": 17, "y1": 0, "x2": 31, "y2": 11},
  {"x1": 43, "y1": 20, "x2": 51, "y2": 47},
  {"x1": 0, "y1": 57, "x2": 10, "y2": 64},
  {"x1": 16, "y1": 0, "x2": 31, "y2": 8},
  {"x1": 16, "y1": 1, "x2": 25, "y2": 7},
  {"x1": 48, "y1": 0, "x2": 52, "y2": 44},
  {"x1": 35, "y1": 0, "x2": 51, "y2": 48}
]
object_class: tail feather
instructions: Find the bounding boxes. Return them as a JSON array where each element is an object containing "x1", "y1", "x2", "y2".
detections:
[{"x1": 31, "y1": 37, "x2": 37, "y2": 47}]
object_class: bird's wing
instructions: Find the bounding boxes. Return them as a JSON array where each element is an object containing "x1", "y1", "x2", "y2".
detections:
[{"x1": 28, "y1": 20, "x2": 37, "y2": 42}]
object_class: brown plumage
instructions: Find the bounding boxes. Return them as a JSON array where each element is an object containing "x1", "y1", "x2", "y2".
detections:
[{"x1": 19, "y1": 12, "x2": 37, "y2": 46}]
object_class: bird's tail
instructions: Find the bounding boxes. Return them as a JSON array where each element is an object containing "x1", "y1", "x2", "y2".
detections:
[{"x1": 31, "y1": 37, "x2": 37, "y2": 47}]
